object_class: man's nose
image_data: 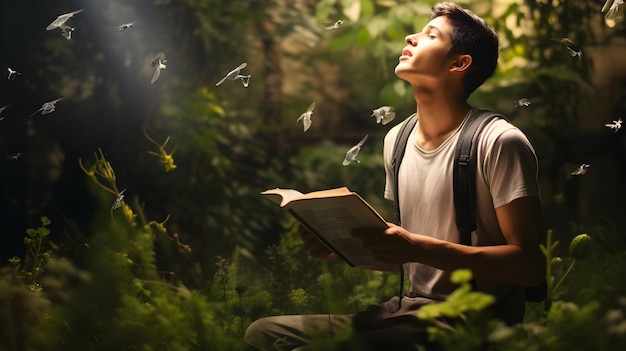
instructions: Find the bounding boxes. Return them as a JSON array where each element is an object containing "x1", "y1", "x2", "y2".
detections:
[{"x1": 405, "y1": 33, "x2": 419, "y2": 46}]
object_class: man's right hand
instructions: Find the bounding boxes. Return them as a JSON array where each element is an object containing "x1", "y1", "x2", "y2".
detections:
[{"x1": 298, "y1": 224, "x2": 337, "y2": 260}]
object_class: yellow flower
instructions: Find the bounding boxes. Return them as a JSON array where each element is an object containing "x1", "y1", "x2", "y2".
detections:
[
  {"x1": 121, "y1": 203, "x2": 137, "y2": 226},
  {"x1": 144, "y1": 127, "x2": 177, "y2": 173}
]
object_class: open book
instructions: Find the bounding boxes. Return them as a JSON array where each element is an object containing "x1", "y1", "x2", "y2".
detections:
[{"x1": 261, "y1": 187, "x2": 389, "y2": 267}]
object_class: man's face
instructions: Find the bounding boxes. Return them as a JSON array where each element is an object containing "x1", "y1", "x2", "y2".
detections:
[{"x1": 394, "y1": 16, "x2": 455, "y2": 82}]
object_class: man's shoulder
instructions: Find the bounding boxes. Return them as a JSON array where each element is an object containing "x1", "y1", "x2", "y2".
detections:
[
  {"x1": 476, "y1": 116, "x2": 536, "y2": 161},
  {"x1": 482, "y1": 115, "x2": 526, "y2": 139},
  {"x1": 469, "y1": 108, "x2": 534, "y2": 149},
  {"x1": 471, "y1": 108, "x2": 520, "y2": 135},
  {"x1": 384, "y1": 113, "x2": 417, "y2": 145}
]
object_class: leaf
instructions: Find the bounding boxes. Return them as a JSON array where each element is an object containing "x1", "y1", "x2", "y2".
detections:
[
  {"x1": 500, "y1": 2, "x2": 521, "y2": 18},
  {"x1": 379, "y1": 80, "x2": 410, "y2": 106},
  {"x1": 365, "y1": 16, "x2": 389, "y2": 39},
  {"x1": 341, "y1": 0, "x2": 361, "y2": 21},
  {"x1": 450, "y1": 269, "x2": 473, "y2": 284},
  {"x1": 356, "y1": 27, "x2": 372, "y2": 47},
  {"x1": 384, "y1": 23, "x2": 408, "y2": 42},
  {"x1": 389, "y1": 4, "x2": 419, "y2": 25},
  {"x1": 315, "y1": 0, "x2": 336, "y2": 23},
  {"x1": 326, "y1": 31, "x2": 359, "y2": 51},
  {"x1": 209, "y1": 104, "x2": 225, "y2": 116},
  {"x1": 40, "y1": 216, "x2": 51, "y2": 226},
  {"x1": 360, "y1": 0, "x2": 375, "y2": 17}
]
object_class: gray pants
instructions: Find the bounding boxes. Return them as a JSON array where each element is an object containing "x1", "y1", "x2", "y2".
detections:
[{"x1": 244, "y1": 296, "x2": 443, "y2": 351}]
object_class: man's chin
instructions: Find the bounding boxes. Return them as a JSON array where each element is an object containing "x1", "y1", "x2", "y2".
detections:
[{"x1": 394, "y1": 66, "x2": 410, "y2": 80}]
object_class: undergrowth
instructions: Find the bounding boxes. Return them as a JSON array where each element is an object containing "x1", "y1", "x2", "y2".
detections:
[{"x1": 1, "y1": 150, "x2": 625, "y2": 351}]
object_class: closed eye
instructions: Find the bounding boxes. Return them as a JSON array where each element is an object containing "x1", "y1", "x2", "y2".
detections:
[{"x1": 421, "y1": 24, "x2": 443, "y2": 40}]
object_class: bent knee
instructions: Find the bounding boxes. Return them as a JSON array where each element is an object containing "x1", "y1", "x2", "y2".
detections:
[{"x1": 244, "y1": 316, "x2": 283, "y2": 349}]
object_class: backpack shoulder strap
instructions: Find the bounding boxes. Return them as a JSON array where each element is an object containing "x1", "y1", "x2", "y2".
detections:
[
  {"x1": 390, "y1": 113, "x2": 418, "y2": 305},
  {"x1": 453, "y1": 109, "x2": 503, "y2": 245},
  {"x1": 391, "y1": 113, "x2": 418, "y2": 225}
]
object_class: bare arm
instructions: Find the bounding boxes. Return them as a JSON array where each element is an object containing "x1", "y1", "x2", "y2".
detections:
[{"x1": 353, "y1": 196, "x2": 546, "y2": 286}]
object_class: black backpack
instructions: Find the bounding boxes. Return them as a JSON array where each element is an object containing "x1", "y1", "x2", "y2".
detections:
[{"x1": 391, "y1": 109, "x2": 547, "y2": 303}]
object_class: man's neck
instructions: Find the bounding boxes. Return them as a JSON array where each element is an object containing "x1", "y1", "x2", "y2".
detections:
[{"x1": 413, "y1": 92, "x2": 471, "y2": 151}]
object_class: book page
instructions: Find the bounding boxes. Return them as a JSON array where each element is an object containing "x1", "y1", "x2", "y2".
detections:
[
  {"x1": 294, "y1": 187, "x2": 351, "y2": 200},
  {"x1": 287, "y1": 194, "x2": 388, "y2": 267},
  {"x1": 260, "y1": 188, "x2": 304, "y2": 207},
  {"x1": 261, "y1": 187, "x2": 352, "y2": 207}
]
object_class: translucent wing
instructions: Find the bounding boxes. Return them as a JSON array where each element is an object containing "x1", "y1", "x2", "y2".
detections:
[
  {"x1": 216, "y1": 63, "x2": 247, "y2": 86},
  {"x1": 514, "y1": 98, "x2": 531, "y2": 107},
  {"x1": 565, "y1": 162, "x2": 590, "y2": 177},
  {"x1": 150, "y1": 53, "x2": 166, "y2": 84},
  {"x1": 215, "y1": 75, "x2": 228, "y2": 86},
  {"x1": 32, "y1": 97, "x2": 63, "y2": 116},
  {"x1": 306, "y1": 101, "x2": 316, "y2": 113},
  {"x1": 46, "y1": 9, "x2": 84, "y2": 30},
  {"x1": 342, "y1": 134, "x2": 368, "y2": 165},
  {"x1": 301, "y1": 116, "x2": 311, "y2": 132},
  {"x1": 605, "y1": 0, "x2": 625, "y2": 21},
  {"x1": 378, "y1": 106, "x2": 396, "y2": 125},
  {"x1": 151, "y1": 67, "x2": 161, "y2": 84},
  {"x1": 29, "y1": 108, "x2": 43, "y2": 117},
  {"x1": 355, "y1": 134, "x2": 368, "y2": 147},
  {"x1": 227, "y1": 63, "x2": 247, "y2": 78},
  {"x1": 117, "y1": 20, "x2": 139, "y2": 32},
  {"x1": 342, "y1": 147, "x2": 358, "y2": 165},
  {"x1": 297, "y1": 102, "x2": 315, "y2": 132},
  {"x1": 112, "y1": 189, "x2": 126, "y2": 211},
  {"x1": 325, "y1": 20, "x2": 344, "y2": 29},
  {"x1": 0, "y1": 102, "x2": 13, "y2": 115},
  {"x1": 605, "y1": 118, "x2": 622, "y2": 132},
  {"x1": 41, "y1": 97, "x2": 63, "y2": 115},
  {"x1": 47, "y1": 15, "x2": 71, "y2": 30},
  {"x1": 371, "y1": 108, "x2": 389, "y2": 124}
]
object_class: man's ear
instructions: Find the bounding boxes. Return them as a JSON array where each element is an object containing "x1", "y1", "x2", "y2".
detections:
[{"x1": 450, "y1": 54, "x2": 472, "y2": 72}]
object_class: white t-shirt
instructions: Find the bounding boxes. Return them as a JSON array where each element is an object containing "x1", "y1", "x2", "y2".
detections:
[{"x1": 383, "y1": 109, "x2": 540, "y2": 308}]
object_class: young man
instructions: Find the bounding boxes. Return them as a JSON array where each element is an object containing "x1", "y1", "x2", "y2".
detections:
[{"x1": 245, "y1": 2, "x2": 545, "y2": 350}]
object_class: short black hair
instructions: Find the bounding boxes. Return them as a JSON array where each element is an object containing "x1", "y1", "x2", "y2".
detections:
[{"x1": 430, "y1": 2, "x2": 499, "y2": 98}]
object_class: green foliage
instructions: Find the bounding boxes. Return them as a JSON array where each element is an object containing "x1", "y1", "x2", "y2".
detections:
[
  {"x1": 0, "y1": 264, "x2": 54, "y2": 350},
  {"x1": 568, "y1": 232, "x2": 592, "y2": 259},
  {"x1": 248, "y1": 219, "x2": 399, "y2": 315},
  {"x1": 316, "y1": 0, "x2": 434, "y2": 107},
  {"x1": 143, "y1": 86, "x2": 282, "y2": 261},
  {"x1": 9, "y1": 216, "x2": 57, "y2": 290},
  {"x1": 488, "y1": 300, "x2": 622, "y2": 351},
  {"x1": 418, "y1": 270, "x2": 495, "y2": 322},
  {"x1": 539, "y1": 230, "x2": 594, "y2": 312},
  {"x1": 408, "y1": 269, "x2": 496, "y2": 351}
]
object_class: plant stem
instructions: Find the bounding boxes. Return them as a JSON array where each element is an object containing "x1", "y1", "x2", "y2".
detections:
[
  {"x1": 551, "y1": 260, "x2": 576, "y2": 297},
  {"x1": 545, "y1": 229, "x2": 553, "y2": 294}
]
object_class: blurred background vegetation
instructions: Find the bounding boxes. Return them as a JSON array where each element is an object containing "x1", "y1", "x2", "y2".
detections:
[{"x1": 0, "y1": 0, "x2": 625, "y2": 349}]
